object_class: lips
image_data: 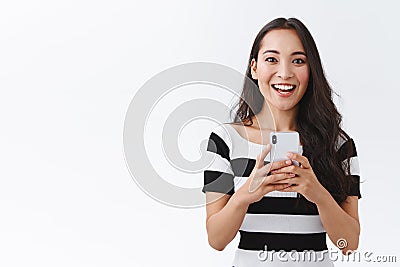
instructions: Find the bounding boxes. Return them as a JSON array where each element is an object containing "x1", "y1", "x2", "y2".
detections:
[{"x1": 272, "y1": 83, "x2": 296, "y2": 97}]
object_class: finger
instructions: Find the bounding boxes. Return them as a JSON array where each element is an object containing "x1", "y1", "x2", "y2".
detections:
[
  {"x1": 260, "y1": 159, "x2": 292, "y2": 175},
  {"x1": 256, "y1": 144, "x2": 272, "y2": 169},
  {"x1": 265, "y1": 173, "x2": 296, "y2": 184},
  {"x1": 264, "y1": 183, "x2": 292, "y2": 193},
  {"x1": 271, "y1": 165, "x2": 301, "y2": 175},
  {"x1": 287, "y1": 153, "x2": 311, "y2": 168},
  {"x1": 271, "y1": 177, "x2": 300, "y2": 184},
  {"x1": 278, "y1": 184, "x2": 300, "y2": 192}
]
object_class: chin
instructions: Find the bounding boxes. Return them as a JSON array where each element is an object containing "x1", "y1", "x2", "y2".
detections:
[
  {"x1": 270, "y1": 102, "x2": 297, "y2": 112},
  {"x1": 278, "y1": 106, "x2": 295, "y2": 111}
]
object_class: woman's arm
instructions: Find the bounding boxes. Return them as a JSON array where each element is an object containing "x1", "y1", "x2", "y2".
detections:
[
  {"x1": 205, "y1": 192, "x2": 248, "y2": 251},
  {"x1": 316, "y1": 193, "x2": 360, "y2": 254},
  {"x1": 206, "y1": 181, "x2": 291, "y2": 251},
  {"x1": 274, "y1": 153, "x2": 360, "y2": 254},
  {"x1": 205, "y1": 145, "x2": 293, "y2": 251}
]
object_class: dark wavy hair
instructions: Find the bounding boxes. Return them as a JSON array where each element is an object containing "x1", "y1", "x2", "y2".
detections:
[{"x1": 232, "y1": 17, "x2": 354, "y2": 204}]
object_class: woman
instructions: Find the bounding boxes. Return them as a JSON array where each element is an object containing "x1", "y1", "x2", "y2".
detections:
[{"x1": 202, "y1": 18, "x2": 361, "y2": 266}]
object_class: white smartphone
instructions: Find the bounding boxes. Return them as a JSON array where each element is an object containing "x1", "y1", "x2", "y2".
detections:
[
  {"x1": 249, "y1": 131, "x2": 302, "y2": 193},
  {"x1": 270, "y1": 131, "x2": 301, "y2": 166}
]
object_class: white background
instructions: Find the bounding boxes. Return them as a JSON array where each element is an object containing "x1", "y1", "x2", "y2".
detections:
[{"x1": 1, "y1": 0, "x2": 399, "y2": 266}]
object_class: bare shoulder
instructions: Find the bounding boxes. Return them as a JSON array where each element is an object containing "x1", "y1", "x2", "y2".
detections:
[
  {"x1": 227, "y1": 121, "x2": 269, "y2": 145},
  {"x1": 227, "y1": 122, "x2": 250, "y2": 135}
]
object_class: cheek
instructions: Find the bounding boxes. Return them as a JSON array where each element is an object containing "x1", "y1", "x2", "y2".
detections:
[
  {"x1": 297, "y1": 68, "x2": 309, "y2": 87},
  {"x1": 257, "y1": 65, "x2": 275, "y2": 83}
]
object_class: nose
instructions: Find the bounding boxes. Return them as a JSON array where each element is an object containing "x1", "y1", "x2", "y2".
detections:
[{"x1": 276, "y1": 62, "x2": 294, "y2": 80}]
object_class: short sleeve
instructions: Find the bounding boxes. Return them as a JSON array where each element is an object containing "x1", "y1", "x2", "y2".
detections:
[
  {"x1": 202, "y1": 127, "x2": 235, "y2": 195},
  {"x1": 336, "y1": 137, "x2": 362, "y2": 199}
]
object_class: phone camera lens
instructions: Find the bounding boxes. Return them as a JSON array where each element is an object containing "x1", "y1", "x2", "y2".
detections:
[{"x1": 272, "y1": 135, "x2": 277, "y2": 144}]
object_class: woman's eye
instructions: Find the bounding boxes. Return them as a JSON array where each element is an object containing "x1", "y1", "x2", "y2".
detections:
[
  {"x1": 293, "y1": 58, "x2": 306, "y2": 64},
  {"x1": 265, "y1": 57, "x2": 277, "y2": 63}
]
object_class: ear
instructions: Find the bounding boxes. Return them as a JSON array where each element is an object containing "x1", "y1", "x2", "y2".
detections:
[{"x1": 250, "y1": 58, "x2": 258, "y2": 80}]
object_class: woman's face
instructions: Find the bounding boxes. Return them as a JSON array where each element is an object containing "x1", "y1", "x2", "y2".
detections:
[{"x1": 251, "y1": 29, "x2": 309, "y2": 112}]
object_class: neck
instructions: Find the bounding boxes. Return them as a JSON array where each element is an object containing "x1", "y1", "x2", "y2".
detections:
[{"x1": 253, "y1": 102, "x2": 298, "y2": 132}]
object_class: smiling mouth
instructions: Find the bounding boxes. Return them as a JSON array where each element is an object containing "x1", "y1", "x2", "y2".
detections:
[{"x1": 272, "y1": 84, "x2": 296, "y2": 95}]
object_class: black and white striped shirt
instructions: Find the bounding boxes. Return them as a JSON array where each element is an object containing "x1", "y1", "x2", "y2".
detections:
[{"x1": 203, "y1": 123, "x2": 361, "y2": 254}]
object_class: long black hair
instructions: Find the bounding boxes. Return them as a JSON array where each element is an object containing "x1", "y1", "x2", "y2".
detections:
[{"x1": 232, "y1": 17, "x2": 354, "y2": 204}]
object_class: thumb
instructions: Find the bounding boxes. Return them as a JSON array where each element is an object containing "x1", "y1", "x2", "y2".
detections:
[{"x1": 256, "y1": 144, "x2": 271, "y2": 168}]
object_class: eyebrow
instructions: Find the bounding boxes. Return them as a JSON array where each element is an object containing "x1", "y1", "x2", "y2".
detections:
[{"x1": 262, "y1": 49, "x2": 307, "y2": 56}]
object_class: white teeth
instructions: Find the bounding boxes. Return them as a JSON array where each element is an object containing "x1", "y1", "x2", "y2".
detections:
[{"x1": 273, "y1": 84, "x2": 295, "y2": 90}]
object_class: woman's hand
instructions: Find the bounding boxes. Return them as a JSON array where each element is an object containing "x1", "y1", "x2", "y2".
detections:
[
  {"x1": 271, "y1": 152, "x2": 330, "y2": 205},
  {"x1": 233, "y1": 144, "x2": 293, "y2": 207}
]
